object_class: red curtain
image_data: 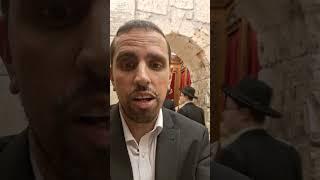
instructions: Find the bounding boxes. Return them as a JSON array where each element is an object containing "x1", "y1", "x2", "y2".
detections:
[
  {"x1": 225, "y1": 29, "x2": 240, "y2": 87},
  {"x1": 168, "y1": 72, "x2": 176, "y2": 99},
  {"x1": 224, "y1": 25, "x2": 260, "y2": 87},
  {"x1": 180, "y1": 68, "x2": 191, "y2": 89},
  {"x1": 167, "y1": 67, "x2": 192, "y2": 100},
  {"x1": 247, "y1": 26, "x2": 260, "y2": 78}
]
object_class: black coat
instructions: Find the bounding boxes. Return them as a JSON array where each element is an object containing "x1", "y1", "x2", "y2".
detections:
[
  {"x1": 211, "y1": 161, "x2": 250, "y2": 180},
  {"x1": 0, "y1": 131, "x2": 35, "y2": 180},
  {"x1": 177, "y1": 102, "x2": 205, "y2": 126},
  {"x1": 216, "y1": 129, "x2": 302, "y2": 180},
  {"x1": 111, "y1": 105, "x2": 210, "y2": 180},
  {"x1": 163, "y1": 98, "x2": 175, "y2": 111}
]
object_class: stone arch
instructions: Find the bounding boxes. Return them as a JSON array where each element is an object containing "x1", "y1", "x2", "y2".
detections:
[{"x1": 166, "y1": 32, "x2": 210, "y2": 128}]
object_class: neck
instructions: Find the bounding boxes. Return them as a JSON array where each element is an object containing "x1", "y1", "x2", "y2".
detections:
[
  {"x1": 125, "y1": 119, "x2": 156, "y2": 143},
  {"x1": 240, "y1": 120, "x2": 265, "y2": 131},
  {"x1": 120, "y1": 107, "x2": 158, "y2": 143}
]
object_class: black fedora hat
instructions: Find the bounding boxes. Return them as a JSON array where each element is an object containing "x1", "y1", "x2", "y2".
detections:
[
  {"x1": 223, "y1": 77, "x2": 282, "y2": 118},
  {"x1": 181, "y1": 86, "x2": 198, "y2": 99}
]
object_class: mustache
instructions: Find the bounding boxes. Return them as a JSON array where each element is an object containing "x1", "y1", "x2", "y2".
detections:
[
  {"x1": 54, "y1": 77, "x2": 109, "y2": 114},
  {"x1": 129, "y1": 84, "x2": 159, "y2": 98}
]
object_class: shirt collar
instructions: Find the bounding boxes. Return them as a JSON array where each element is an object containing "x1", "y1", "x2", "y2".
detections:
[{"x1": 119, "y1": 105, "x2": 163, "y2": 143}]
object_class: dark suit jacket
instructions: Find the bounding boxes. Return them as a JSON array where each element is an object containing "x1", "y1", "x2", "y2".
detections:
[
  {"x1": 110, "y1": 105, "x2": 210, "y2": 180},
  {"x1": 163, "y1": 98, "x2": 175, "y2": 111},
  {"x1": 216, "y1": 129, "x2": 302, "y2": 180},
  {"x1": 0, "y1": 130, "x2": 35, "y2": 180},
  {"x1": 177, "y1": 102, "x2": 205, "y2": 126},
  {"x1": 211, "y1": 161, "x2": 250, "y2": 180}
]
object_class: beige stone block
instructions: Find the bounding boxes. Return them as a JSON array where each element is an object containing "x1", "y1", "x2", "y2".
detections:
[
  {"x1": 137, "y1": 0, "x2": 169, "y2": 15},
  {"x1": 235, "y1": 0, "x2": 292, "y2": 31},
  {"x1": 177, "y1": 19, "x2": 195, "y2": 37},
  {"x1": 191, "y1": 27, "x2": 210, "y2": 49},
  {"x1": 185, "y1": 11, "x2": 194, "y2": 20},
  {"x1": 169, "y1": 7, "x2": 187, "y2": 32},
  {"x1": 110, "y1": 0, "x2": 135, "y2": 36},
  {"x1": 135, "y1": 11, "x2": 152, "y2": 20},
  {"x1": 149, "y1": 15, "x2": 172, "y2": 35},
  {"x1": 194, "y1": 0, "x2": 210, "y2": 23},
  {"x1": 170, "y1": 0, "x2": 194, "y2": 9}
]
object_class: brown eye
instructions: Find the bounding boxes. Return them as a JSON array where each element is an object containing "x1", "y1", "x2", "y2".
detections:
[
  {"x1": 150, "y1": 62, "x2": 163, "y2": 71},
  {"x1": 122, "y1": 62, "x2": 136, "y2": 71}
]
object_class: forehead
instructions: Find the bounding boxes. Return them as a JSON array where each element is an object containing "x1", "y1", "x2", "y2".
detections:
[
  {"x1": 114, "y1": 29, "x2": 168, "y2": 52},
  {"x1": 9, "y1": 0, "x2": 90, "y2": 14}
]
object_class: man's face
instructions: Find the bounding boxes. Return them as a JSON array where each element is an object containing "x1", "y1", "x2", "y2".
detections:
[
  {"x1": 2, "y1": 0, "x2": 108, "y2": 178},
  {"x1": 111, "y1": 29, "x2": 171, "y2": 123},
  {"x1": 221, "y1": 97, "x2": 245, "y2": 135},
  {"x1": 179, "y1": 93, "x2": 187, "y2": 105}
]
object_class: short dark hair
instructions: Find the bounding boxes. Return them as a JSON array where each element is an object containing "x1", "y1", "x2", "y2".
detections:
[
  {"x1": 110, "y1": 20, "x2": 171, "y2": 65},
  {"x1": 233, "y1": 98, "x2": 266, "y2": 123}
]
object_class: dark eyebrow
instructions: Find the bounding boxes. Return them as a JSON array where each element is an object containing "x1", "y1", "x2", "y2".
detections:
[
  {"x1": 115, "y1": 51, "x2": 137, "y2": 61},
  {"x1": 146, "y1": 53, "x2": 167, "y2": 62}
]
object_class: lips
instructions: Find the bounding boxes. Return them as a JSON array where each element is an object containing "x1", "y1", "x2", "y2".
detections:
[
  {"x1": 131, "y1": 92, "x2": 156, "y2": 101},
  {"x1": 76, "y1": 114, "x2": 109, "y2": 128},
  {"x1": 130, "y1": 92, "x2": 157, "y2": 109},
  {"x1": 66, "y1": 95, "x2": 110, "y2": 147},
  {"x1": 133, "y1": 96, "x2": 155, "y2": 101}
]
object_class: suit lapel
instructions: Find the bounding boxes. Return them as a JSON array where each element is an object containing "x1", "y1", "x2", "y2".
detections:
[
  {"x1": 155, "y1": 109, "x2": 180, "y2": 180},
  {"x1": 110, "y1": 104, "x2": 133, "y2": 180},
  {"x1": 0, "y1": 130, "x2": 34, "y2": 180}
]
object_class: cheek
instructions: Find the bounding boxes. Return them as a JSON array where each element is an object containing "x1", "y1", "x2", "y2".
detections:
[
  {"x1": 113, "y1": 74, "x2": 133, "y2": 97},
  {"x1": 155, "y1": 76, "x2": 169, "y2": 96},
  {"x1": 222, "y1": 112, "x2": 235, "y2": 125}
]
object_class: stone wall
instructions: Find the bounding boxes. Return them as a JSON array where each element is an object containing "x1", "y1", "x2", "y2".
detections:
[
  {"x1": 110, "y1": 0, "x2": 211, "y2": 128},
  {"x1": 235, "y1": 0, "x2": 320, "y2": 179}
]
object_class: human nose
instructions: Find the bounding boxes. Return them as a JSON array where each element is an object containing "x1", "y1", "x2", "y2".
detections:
[
  {"x1": 75, "y1": 1, "x2": 108, "y2": 87},
  {"x1": 133, "y1": 62, "x2": 151, "y2": 87}
]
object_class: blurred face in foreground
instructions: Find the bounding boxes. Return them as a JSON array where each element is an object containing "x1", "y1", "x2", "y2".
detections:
[{"x1": 1, "y1": 0, "x2": 109, "y2": 179}]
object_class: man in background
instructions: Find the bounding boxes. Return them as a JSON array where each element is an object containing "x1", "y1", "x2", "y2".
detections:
[
  {"x1": 216, "y1": 77, "x2": 302, "y2": 180},
  {"x1": 163, "y1": 89, "x2": 175, "y2": 111},
  {"x1": 177, "y1": 86, "x2": 205, "y2": 126}
]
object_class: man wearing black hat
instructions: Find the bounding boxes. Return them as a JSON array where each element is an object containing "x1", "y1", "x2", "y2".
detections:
[
  {"x1": 216, "y1": 77, "x2": 302, "y2": 180},
  {"x1": 177, "y1": 86, "x2": 205, "y2": 126}
]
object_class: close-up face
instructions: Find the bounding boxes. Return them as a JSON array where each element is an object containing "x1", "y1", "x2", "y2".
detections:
[
  {"x1": 2, "y1": 0, "x2": 108, "y2": 178},
  {"x1": 111, "y1": 28, "x2": 171, "y2": 123},
  {"x1": 221, "y1": 96, "x2": 245, "y2": 135}
]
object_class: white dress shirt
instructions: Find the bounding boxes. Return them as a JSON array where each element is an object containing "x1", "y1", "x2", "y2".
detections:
[{"x1": 120, "y1": 107, "x2": 163, "y2": 180}]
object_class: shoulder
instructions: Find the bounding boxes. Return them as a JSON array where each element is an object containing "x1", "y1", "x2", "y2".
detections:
[
  {"x1": 211, "y1": 161, "x2": 250, "y2": 180},
  {"x1": 163, "y1": 108, "x2": 207, "y2": 136}
]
